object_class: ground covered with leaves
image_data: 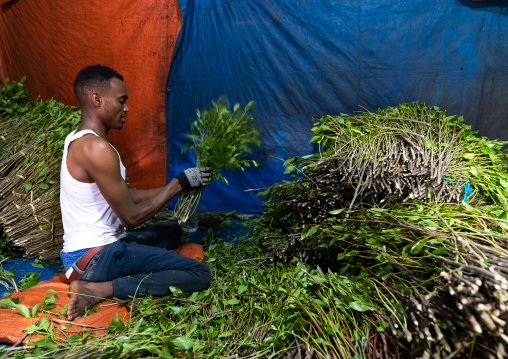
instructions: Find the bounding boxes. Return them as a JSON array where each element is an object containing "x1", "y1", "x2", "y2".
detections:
[{"x1": 1, "y1": 218, "x2": 377, "y2": 359}]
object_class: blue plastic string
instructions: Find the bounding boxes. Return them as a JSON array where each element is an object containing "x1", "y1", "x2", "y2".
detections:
[{"x1": 442, "y1": 178, "x2": 473, "y2": 203}]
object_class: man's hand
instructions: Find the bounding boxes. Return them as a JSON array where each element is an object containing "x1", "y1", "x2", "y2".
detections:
[{"x1": 175, "y1": 167, "x2": 213, "y2": 190}]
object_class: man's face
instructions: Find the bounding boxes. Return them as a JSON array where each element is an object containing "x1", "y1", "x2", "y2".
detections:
[{"x1": 100, "y1": 77, "x2": 129, "y2": 130}]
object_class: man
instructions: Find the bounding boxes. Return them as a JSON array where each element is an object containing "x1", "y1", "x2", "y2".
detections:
[{"x1": 60, "y1": 64, "x2": 212, "y2": 321}]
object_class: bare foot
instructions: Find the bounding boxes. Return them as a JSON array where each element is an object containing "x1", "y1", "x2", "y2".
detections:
[{"x1": 67, "y1": 280, "x2": 114, "y2": 321}]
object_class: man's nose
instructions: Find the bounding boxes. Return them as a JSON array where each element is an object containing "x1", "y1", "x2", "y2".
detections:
[{"x1": 124, "y1": 103, "x2": 129, "y2": 112}]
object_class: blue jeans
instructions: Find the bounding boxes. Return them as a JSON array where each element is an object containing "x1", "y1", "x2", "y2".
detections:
[{"x1": 78, "y1": 221, "x2": 211, "y2": 299}]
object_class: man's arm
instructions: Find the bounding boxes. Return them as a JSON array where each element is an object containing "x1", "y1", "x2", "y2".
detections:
[
  {"x1": 82, "y1": 138, "x2": 182, "y2": 229},
  {"x1": 129, "y1": 187, "x2": 166, "y2": 204}
]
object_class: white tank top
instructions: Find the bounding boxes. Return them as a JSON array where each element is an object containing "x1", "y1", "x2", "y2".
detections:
[{"x1": 60, "y1": 129, "x2": 127, "y2": 252}]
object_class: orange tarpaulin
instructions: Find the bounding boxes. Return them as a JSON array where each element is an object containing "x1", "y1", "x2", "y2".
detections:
[
  {"x1": 0, "y1": 0, "x2": 181, "y2": 189},
  {"x1": 0, "y1": 274, "x2": 129, "y2": 345},
  {"x1": 0, "y1": 242, "x2": 204, "y2": 345}
]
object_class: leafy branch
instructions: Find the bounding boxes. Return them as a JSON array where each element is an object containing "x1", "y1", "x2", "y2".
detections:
[{"x1": 174, "y1": 97, "x2": 260, "y2": 223}]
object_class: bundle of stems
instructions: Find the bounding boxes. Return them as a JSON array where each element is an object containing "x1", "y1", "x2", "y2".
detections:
[
  {"x1": 252, "y1": 102, "x2": 508, "y2": 357},
  {"x1": 257, "y1": 202, "x2": 508, "y2": 357},
  {"x1": 0, "y1": 79, "x2": 80, "y2": 258},
  {"x1": 344, "y1": 204, "x2": 508, "y2": 358},
  {"x1": 258, "y1": 102, "x2": 508, "y2": 229},
  {"x1": 174, "y1": 97, "x2": 260, "y2": 223},
  {"x1": 300, "y1": 102, "x2": 507, "y2": 209}
]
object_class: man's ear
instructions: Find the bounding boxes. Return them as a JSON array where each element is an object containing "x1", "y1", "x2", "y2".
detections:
[{"x1": 91, "y1": 92, "x2": 102, "y2": 107}]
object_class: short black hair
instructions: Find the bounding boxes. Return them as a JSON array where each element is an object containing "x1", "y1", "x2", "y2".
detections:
[{"x1": 73, "y1": 64, "x2": 124, "y2": 100}]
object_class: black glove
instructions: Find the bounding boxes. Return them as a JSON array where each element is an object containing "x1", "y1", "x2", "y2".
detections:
[{"x1": 175, "y1": 167, "x2": 213, "y2": 190}]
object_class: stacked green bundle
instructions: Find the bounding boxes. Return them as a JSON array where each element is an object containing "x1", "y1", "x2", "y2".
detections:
[
  {"x1": 174, "y1": 97, "x2": 260, "y2": 223},
  {"x1": 0, "y1": 78, "x2": 80, "y2": 259},
  {"x1": 272, "y1": 102, "x2": 507, "y2": 227},
  {"x1": 253, "y1": 102, "x2": 508, "y2": 358}
]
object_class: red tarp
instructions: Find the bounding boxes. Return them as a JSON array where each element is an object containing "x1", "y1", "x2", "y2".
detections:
[{"x1": 0, "y1": 0, "x2": 181, "y2": 189}]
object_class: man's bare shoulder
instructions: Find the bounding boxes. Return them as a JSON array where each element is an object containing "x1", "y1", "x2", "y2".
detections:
[
  {"x1": 71, "y1": 134, "x2": 111, "y2": 153},
  {"x1": 69, "y1": 134, "x2": 118, "y2": 168},
  {"x1": 67, "y1": 134, "x2": 118, "y2": 183}
]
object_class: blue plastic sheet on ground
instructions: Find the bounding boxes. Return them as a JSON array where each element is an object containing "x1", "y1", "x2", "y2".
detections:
[
  {"x1": 166, "y1": 0, "x2": 508, "y2": 214},
  {"x1": 0, "y1": 258, "x2": 62, "y2": 298}
]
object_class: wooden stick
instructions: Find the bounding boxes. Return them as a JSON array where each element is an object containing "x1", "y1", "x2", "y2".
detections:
[
  {"x1": 200, "y1": 309, "x2": 239, "y2": 327},
  {"x1": 51, "y1": 318, "x2": 107, "y2": 329},
  {"x1": 0, "y1": 333, "x2": 28, "y2": 359}
]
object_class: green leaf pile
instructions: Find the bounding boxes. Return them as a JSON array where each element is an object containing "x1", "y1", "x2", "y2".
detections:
[
  {"x1": 252, "y1": 102, "x2": 508, "y2": 358},
  {"x1": 0, "y1": 78, "x2": 80, "y2": 259}
]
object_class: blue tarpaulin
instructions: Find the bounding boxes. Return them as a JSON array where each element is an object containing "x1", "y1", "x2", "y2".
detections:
[
  {"x1": 0, "y1": 259, "x2": 62, "y2": 298},
  {"x1": 166, "y1": 0, "x2": 508, "y2": 214}
]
